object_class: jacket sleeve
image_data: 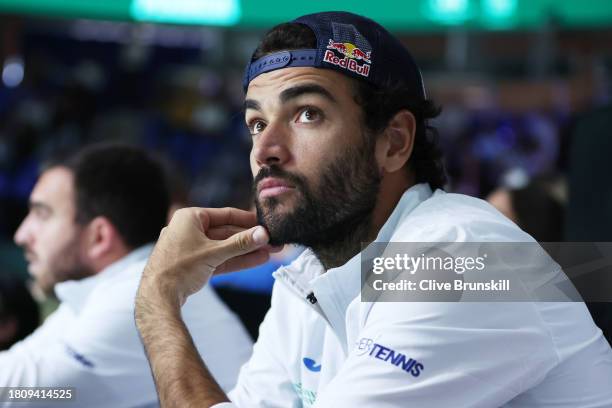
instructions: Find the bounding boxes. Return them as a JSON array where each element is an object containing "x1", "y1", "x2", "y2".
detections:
[
  {"x1": 0, "y1": 304, "x2": 75, "y2": 387},
  {"x1": 311, "y1": 301, "x2": 558, "y2": 408},
  {"x1": 0, "y1": 297, "x2": 149, "y2": 408}
]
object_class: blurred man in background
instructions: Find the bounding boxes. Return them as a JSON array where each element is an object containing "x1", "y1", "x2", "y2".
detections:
[{"x1": 1, "y1": 144, "x2": 252, "y2": 407}]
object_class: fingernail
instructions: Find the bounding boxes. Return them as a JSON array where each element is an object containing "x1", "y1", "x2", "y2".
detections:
[{"x1": 252, "y1": 227, "x2": 268, "y2": 245}]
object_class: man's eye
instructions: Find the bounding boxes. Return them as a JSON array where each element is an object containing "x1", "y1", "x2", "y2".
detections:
[
  {"x1": 297, "y1": 108, "x2": 321, "y2": 123},
  {"x1": 249, "y1": 120, "x2": 266, "y2": 135},
  {"x1": 32, "y1": 208, "x2": 50, "y2": 220}
]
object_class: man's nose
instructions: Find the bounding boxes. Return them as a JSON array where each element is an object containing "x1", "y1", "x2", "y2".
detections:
[
  {"x1": 14, "y1": 216, "x2": 33, "y2": 247},
  {"x1": 252, "y1": 122, "x2": 291, "y2": 168}
]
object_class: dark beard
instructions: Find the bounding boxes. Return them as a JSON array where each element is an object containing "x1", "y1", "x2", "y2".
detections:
[
  {"x1": 34, "y1": 232, "x2": 95, "y2": 297},
  {"x1": 254, "y1": 137, "x2": 381, "y2": 269}
]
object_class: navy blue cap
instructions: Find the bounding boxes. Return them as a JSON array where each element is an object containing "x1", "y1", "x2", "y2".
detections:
[{"x1": 243, "y1": 11, "x2": 426, "y2": 101}]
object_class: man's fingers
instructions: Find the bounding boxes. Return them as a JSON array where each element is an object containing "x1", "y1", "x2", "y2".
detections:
[
  {"x1": 214, "y1": 249, "x2": 271, "y2": 275},
  {"x1": 210, "y1": 226, "x2": 269, "y2": 265},
  {"x1": 199, "y1": 207, "x2": 258, "y2": 229},
  {"x1": 207, "y1": 225, "x2": 246, "y2": 240}
]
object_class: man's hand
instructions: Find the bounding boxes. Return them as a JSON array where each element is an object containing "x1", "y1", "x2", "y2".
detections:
[
  {"x1": 139, "y1": 206, "x2": 273, "y2": 308},
  {"x1": 134, "y1": 207, "x2": 274, "y2": 408}
]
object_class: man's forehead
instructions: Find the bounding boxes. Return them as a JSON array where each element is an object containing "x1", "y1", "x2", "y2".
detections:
[
  {"x1": 31, "y1": 166, "x2": 74, "y2": 206},
  {"x1": 245, "y1": 67, "x2": 352, "y2": 101}
]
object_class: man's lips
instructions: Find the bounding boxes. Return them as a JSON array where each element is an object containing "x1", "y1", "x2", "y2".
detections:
[{"x1": 257, "y1": 177, "x2": 295, "y2": 199}]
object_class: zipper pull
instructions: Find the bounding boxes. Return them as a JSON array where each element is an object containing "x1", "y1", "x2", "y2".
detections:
[{"x1": 306, "y1": 292, "x2": 318, "y2": 304}]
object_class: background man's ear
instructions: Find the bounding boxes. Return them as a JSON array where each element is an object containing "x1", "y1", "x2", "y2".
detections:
[
  {"x1": 376, "y1": 109, "x2": 416, "y2": 173},
  {"x1": 84, "y1": 216, "x2": 121, "y2": 259}
]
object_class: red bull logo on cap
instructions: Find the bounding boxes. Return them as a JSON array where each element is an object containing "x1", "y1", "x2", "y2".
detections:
[
  {"x1": 325, "y1": 39, "x2": 372, "y2": 77},
  {"x1": 327, "y1": 40, "x2": 371, "y2": 63}
]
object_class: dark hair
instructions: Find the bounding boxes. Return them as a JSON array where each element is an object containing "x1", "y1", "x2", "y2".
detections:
[
  {"x1": 0, "y1": 274, "x2": 39, "y2": 349},
  {"x1": 252, "y1": 23, "x2": 447, "y2": 190},
  {"x1": 61, "y1": 143, "x2": 170, "y2": 249}
]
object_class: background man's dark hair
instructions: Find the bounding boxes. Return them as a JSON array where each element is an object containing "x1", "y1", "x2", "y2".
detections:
[
  {"x1": 58, "y1": 143, "x2": 170, "y2": 249},
  {"x1": 251, "y1": 23, "x2": 447, "y2": 190}
]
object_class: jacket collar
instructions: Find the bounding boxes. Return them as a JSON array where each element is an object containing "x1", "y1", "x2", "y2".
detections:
[{"x1": 273, "y1": 183, "x2": 434, "y2": 349}]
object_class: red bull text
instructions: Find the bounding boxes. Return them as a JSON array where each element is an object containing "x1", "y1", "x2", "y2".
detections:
[{"x1": 325, "y1": 39, "x2": 371, "y2": 77}]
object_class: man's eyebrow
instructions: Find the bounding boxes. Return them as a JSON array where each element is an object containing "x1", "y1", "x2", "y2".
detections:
[
  {"x1": 29, "y1": 201, "x2": 52, "y2": 213},
  {"x1": 243, "y1": 83, "x2": 337, "y2": 114},
  {"x1": 279, "y1": 84, "x2": 337, "y2": 104},
  {"x1": 244, "y1": 99, "x2": 261, "y2": 112}
]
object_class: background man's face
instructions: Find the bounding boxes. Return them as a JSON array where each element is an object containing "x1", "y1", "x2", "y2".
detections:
[
  {"x1": 14, "y1": 167, "x2": 91, "y2": 295},
  {"x1": 246, "y1": 67, "x2": 381, "y2": 247}
]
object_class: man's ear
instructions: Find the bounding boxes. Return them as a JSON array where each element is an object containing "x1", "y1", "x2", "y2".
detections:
[
  {"x1": 83, "y1": 216, "x2": 120, "y2": 260},
  {"x1": 376, "y1": 109, "x2": 416, "y2": 173}
]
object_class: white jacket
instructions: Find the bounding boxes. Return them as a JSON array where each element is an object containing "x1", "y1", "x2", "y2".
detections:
[
  {"x1": 222, "y1": 183, "x2": 612, "y2": 407},
  {"x1": 0, "y1": 245, "x2": 252, "y2": 408}
]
